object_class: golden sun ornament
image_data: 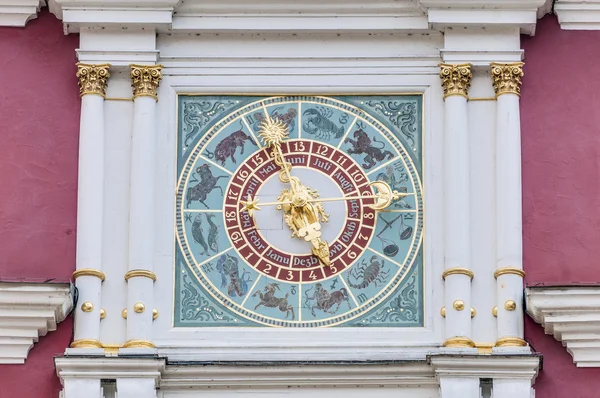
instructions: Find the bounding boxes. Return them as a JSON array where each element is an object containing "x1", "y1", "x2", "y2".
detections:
[{"x1": 257, "y1": 116, "x2": 289, "y2": 147}]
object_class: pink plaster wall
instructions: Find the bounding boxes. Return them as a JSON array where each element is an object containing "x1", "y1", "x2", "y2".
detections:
[
  {"x1": 522, "y1": 14, "x2": 600, "y2": 397},
  {"x1": 522, "y1": 15, "x2": 600, "y2": 285},
  {"x1": 0, "y1": 9, "x2": 78, "y2": 398},
  {"x1": 0, "y1": 9, "x2": 79, "y2": 282}
]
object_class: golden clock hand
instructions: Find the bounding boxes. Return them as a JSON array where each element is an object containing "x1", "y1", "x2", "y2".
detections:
[{"x1": 240, "y1": 181, "x2": 411, "y2": 214}]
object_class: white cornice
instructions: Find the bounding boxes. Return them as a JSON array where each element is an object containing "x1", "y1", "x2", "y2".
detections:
[
  {"x1": 55, "y1": 356, "x2": 166, "y2": 384},
  {"x1": 553, "y1": 0, "x2": 600, "y2": 30},
  {"x1": 526, "y1": 286, "x2": 600, "y2": 367},
  {"x1": 0, "y1": 0, "x2": 44, "y2": 26},
  {"x1": 0, "y1": 282, "x2": 72, "y2": 364},
  {"x1": 428, "y1": 354, "x2": 540, "y2": 381}
]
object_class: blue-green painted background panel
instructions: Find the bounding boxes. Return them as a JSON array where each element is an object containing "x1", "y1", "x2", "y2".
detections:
[{"x1": 175, "y1": 95, "x2": 424, "y2": 328}]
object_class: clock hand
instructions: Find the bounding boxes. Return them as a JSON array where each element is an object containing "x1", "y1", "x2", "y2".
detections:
[
  {"x1": 241, "y1": 181, "x2": 411, "y2": 214},
  {"x1": 255, "y1": 116, "x2": 331, "y2": 266}
]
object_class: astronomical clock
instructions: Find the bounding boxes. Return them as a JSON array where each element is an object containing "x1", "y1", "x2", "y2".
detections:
[{"x1": 174, "y1": 95, "x2": 423, "y2": 327}]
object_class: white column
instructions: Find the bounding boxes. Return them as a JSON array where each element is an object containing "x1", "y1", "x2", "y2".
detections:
[
  {"x1": 440, "y1": 64, "x2": 475, "y2": 348},
  {"x1": 493, "y1": 379, "x2": 533, "y2": 398},
  {"x1": 117, "y1": 378, "x2": 157, "y2": 398},
  {"x1": 124, "y1": 65, "x2": 162, "y2": 349},
  {"x1": 439, "y1": 377, "x2": 480, "y2": 398},
  {"x1": 62, "y1": 379, "x2": 104, "y2": 398},
  {"x1": 491, "y1": 62, "x2": 527, "y2": 349},
  {"x1": 71, "y1": 63, "x2": 110, "y2": 349}
]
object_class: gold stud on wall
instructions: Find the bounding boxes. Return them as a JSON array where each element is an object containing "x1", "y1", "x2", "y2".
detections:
[
  {"x1": 504, "y1": 300, "x2": 517, "y2": 311},
  {"x1": 492, "y1": 306, "x2": 498, "y2": 317},
  {"x1": 453, "y1": 300, "x2": 465, "y2": 311},
  {"x1": 440, "y1": 307, "x2": 446, "y2": 317},
  {"x1": 133, "y1": 302, "x2": 146, "y2": 313},
  {"x1": 100, "y1": 308, "x2": 106, "y2": 319},
  {"x1": 470, "y1": 307, "x2": 476, "y2": 318},
  {"x1": 122, "y1": 309, "x2": 128, "y2": 319},
  {"x1": 152, "y1": 309, "x2": 159, "y2": 320},
  {"x1": 81, "y1": 302, "x2": 94, "y2": 312}
]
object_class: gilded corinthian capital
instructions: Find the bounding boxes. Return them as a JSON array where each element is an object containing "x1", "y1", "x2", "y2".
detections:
[
  {"x1": 490, "y1": 62, "x2": 524, "y2": 97},
  {"x1": 130, "y1": 64, "x2": 163, "y2": 100},
  {"x1": 76, "y1": 63, "x2": 111, "y2": 97},
  {"x1": 439, "y1": 63, "x2": 472, "y2": 99}
]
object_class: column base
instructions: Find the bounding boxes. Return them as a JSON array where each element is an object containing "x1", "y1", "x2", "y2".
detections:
[
  {"x1": 70, "y1": 339, "x2": 103, "y2": 348},
  {"x1": 123, "y1": 339, "x2": 156, "y2": 349},
  {"x1": 495, "y1": 337, "x2": 527, "y2": 347},
  {"x1": 443, "y1": 337, "x2": 476, "y2": 348}
]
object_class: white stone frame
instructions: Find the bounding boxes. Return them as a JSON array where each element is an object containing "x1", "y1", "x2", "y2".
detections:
[{"x1": 151, "y1": 62, "x2": 445, "y2": 361}]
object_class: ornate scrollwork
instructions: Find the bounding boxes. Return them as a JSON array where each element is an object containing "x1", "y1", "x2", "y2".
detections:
[
  {"x1": 439, "y1": 63, "x2": 472, "y2": 99},
  {"x1": 76, "y1": 63, "x2": 110, "y2": 97},
  {"x1": 130, "y1": 64, "x2": 163, "y2": 100},
  {"x1": 490, "y1": 62, "x2": 524, "y2": 97}
]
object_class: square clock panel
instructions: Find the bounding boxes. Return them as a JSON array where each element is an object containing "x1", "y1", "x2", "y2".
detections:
[{"x1": 174, "y1": 95, "x2": 423, "y2": 328}]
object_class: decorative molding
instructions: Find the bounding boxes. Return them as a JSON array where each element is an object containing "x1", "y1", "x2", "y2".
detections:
[
  {"x1": 161, "y1": 362, "x2": 436, "y2": 389},
  {"x1": 526, "y1": 286, "x2": 600, "y2": 367},
  {"x1": 494, "y1": 266, "x2": 526, "y2": 279},
  {"x1": 55, "y1": 356, "x2": 165, "y2": 385},
  {"x1": 0, "y1": 0, "x2": 44, "y2": 27},
  {"x1": 0, "y1": 282, "x2": 72, "y2": 364},
  {"x1": 442, "y1": 267, "x2": 474, "y2": 280},
  {"x1": 76, "y1": 64, "x2": 111, "y2": 98},
  {"x1": 130, "y1": 64, "x2": 163, "y2": 100},
  {"x1": 490, "y1": 63, "x2": 524, "y2": 98},
  {"x1": 72, "y1": 268, "x2": 106, "y2": 281},
  {"x1": 439, "y1": 63, "x2": 472, "y2": 99},
  {"x1": 428, "y1": 354, "x2": 540, "y2": 381},
  {"x1": 124, "y1": 269, "x2": 157, "y2": 281},
  {"x1": 553, "y1": 0, "x2": 600, "y2": 30}
]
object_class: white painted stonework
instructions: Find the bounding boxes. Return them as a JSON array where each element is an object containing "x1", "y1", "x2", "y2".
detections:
[
  {"x1": 526, "y1": 286, "x2": 600, "y2": 367},
  {"x1": 0, "y1": 282, "x2": 72, "y2": 364},
  {"x1": 0, "y1": 0, "x2": 562, "y2": 396}
]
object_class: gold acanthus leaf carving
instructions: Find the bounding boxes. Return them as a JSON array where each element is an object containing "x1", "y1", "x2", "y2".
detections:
[
  {"x1": 76, "y1": 63, "x2": 111, "y2": 97},
  {"x1": 490, "y1": 62, "x2": 524, "y2": 97},
  {"x1": 130, "y1": 64, "x2": 163, "y2": 100},
  {"x1": 439, "y1": 63, "x2": 472, "y2": 99}
]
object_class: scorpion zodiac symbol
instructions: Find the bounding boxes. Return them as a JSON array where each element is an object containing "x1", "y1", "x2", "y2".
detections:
[{"x1": 346, "y1": 256, "x2": 390, "y2": 289}]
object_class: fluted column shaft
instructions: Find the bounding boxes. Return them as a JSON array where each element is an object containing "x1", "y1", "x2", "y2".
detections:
[
  {"x1": 124, "y1": 64, "x2": 163, "y2": 349},
  {"x1": 440, "y1": 64, "x2": 475, "y2": 348},
  {"x1": 491, "y1": 62, "x2": 527, "y2": 348},
  {"x1": 71, "y1": 63, "x2": 110, "y2": 348}
]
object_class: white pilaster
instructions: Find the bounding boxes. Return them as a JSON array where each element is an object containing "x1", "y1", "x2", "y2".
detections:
[
  {"x1": 493, "y1": 379, "x2": 534, "y2": 398},
  {"x1": 124, "y1": 65, "x2": 163, "y2": 349},
  {"x1": 72, "y1": 63, "x2": 111, "y2": 350},
  {"x1": 491, "y1": 62, "x2": 527, "y2": 349},
  {"x1": 116, "y1": 378, "x2": 157, "y2": 398},
  {"x1": 440, "y1": 63, "x2": 475, "y2": 348},
  {"x1": 62, "y1": 378, "x2": 104, "y2": 398},
  {"x1": 439, "y1": 377, "x2": 480, "y2": 398}
]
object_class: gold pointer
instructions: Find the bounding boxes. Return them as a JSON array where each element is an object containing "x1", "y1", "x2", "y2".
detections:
[
  {"x1": 256, "y1": 116, "x2": 331, "y2": 266},
  {"x1": 241, "y1": 181, "x2": 410, "y2": 216}
]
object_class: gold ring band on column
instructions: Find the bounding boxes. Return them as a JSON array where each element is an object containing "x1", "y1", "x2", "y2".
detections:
[
  {"x1": 70, "y1": 339, "x2": 103, "y2": 349},
  {"x1": 443, "y1": 337, "x2": 476, "y2": 348},
  {"x1": 495, "y1": 337, "x2": 527, "y2": 347},
  {"x1": 124, "y1": 269, "x2": 157, "y2": 282},
  {"x1": 72, "y1": 269, "x2": 106, "y2": 281},
  {"x1": 123, "y1": 339, "x2": 156, "y2": 349},
  {"x1": 493, "y1": 267, "x2": 525, "y2": 279},
  {"x1": 442, "y1": 267, "x2": 474, "y2": 280}
]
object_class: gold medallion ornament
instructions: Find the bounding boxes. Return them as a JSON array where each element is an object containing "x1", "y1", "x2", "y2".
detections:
[
  {"x1": 130, "y1": 64, "x2": 163, "y2": 100},
  {"x1": 76, "y1": 63, "x2": 111, "y2": 98},
  {"x1": 490, "y1": 62, "x2": 524, "y2": 97},
  {"x1": 439, "y1": 63, "x2": 472, "y2": 99}
]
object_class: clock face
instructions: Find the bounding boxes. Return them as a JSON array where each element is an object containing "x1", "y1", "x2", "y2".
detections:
[{"x1": 175, "y1": 95, "x2": 424, "y2": 327}]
